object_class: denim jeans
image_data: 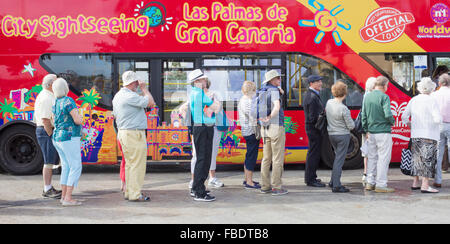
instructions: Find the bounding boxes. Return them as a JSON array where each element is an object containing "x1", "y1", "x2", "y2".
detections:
[
  {"x1": 244, "y1": 134, "x2": 259, "y2": 172},
  {"x1": 36, "y1": 126, "x2": 59, "y2": 165}
]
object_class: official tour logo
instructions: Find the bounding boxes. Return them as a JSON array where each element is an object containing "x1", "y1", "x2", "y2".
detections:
[
  {"x1": 431, "y1": 3, "x2": 449, "y2": 24},
  {"x1": 360, "y1": 7, "x2": 415, "y2": 43}
]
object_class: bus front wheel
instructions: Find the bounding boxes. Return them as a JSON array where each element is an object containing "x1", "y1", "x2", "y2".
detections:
[
  {"x1": 0, "y1": 124, "x2": 43, "y2": 175},
  {"x1": 320, "y1": 131, "x2": 364, "y2": 170}
]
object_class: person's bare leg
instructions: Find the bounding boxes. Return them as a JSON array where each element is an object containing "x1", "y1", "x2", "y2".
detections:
[
  {"x1": 43, "y1": 168, "x2": 53, "y2": 189},
  {"x1": 421, "y1": 177, "x2": 439, "y2": 192},
  {"x1": 64, "y1": 186, "x2": 75, "y2": 202},
  {"x1": 61, "y1": 185, "x2": 67, "y2": 201}
]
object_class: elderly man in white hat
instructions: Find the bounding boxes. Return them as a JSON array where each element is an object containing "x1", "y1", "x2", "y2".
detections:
[
  {"x1": 258, "y1": 69, "x2": 288, "y2": 196},
  {"x1": 35, "y1": 73, "x2": 62, "y2": 199},
  {"x1": 112, "y1": 71, "x2": 155, "y2": 202},
  {"x1": 188, "y1": 69, "x2": 220, "y2": 202}
]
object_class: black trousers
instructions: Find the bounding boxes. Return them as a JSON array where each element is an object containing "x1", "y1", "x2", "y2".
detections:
[
  {"x1": 305, "y1": 125, "x2": 323, "y2": 184},
  {"x1": 192, "y1": 125, "x2": 214, "y2": 197}
]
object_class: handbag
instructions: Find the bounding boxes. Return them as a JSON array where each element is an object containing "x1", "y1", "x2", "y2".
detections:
[
  {"x1": 314, "y1": 110, "x2": 327, "y2": 132},
  {"x1": 400, "y1": 141, "x2": 413, "y2": 176},
  {"x1": 354, "y1": 111, "x2": 365, "y2": 134}
]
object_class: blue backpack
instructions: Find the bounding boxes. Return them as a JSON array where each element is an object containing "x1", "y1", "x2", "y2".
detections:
[{"x1": 250, "y1": 86, "x2": 275, "y2": 127}]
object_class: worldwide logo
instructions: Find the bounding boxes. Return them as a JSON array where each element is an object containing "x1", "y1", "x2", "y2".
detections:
[
  {"x1": 431, "y1": 3, "x2": 449, "y2": 24},
  {"x1": 134, "y1": 1, "x2": 173, "y2": 31},
  {"x1": 360, "y1": 7, "x2": 415, "y2": 43}
]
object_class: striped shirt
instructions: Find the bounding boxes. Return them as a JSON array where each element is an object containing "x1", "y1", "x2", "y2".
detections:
[{"x1": 238, "y1": 96, "x2": 257, "y2": 137}]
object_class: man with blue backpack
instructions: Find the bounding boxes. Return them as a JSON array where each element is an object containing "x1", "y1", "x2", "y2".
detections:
[{"x1": 251, "y1": 70, "x2": 288, "y2": 196}]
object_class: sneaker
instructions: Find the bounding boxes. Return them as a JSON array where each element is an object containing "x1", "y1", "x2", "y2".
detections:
[
  {"x1": 362, "y1": 174, "x2": 367, "y2": 187},
  {"x1": 375, "y1": 187, "x2": 395, "y2": 193},
  {"x1": 332, "y1": 186, "x2": 350, "y2": 193},
  {"x1": 271, "y1": 188, "x2": 288, "y2": 196},
  {"x1": 194, "y1": 194, "x2": 216, "y2": 202},
  {"x1": 260, "y1": 188, "x2": 272, "y2": 194},
  {"x1": 128, "y1": 194, "x2": 151, "y2": 202},
  {"x1": 208, "y1": 178, "x2": 224, "y2": 188},
  {"x1": 42, "y1": 187, "x2": 62, "y2": 199},
  {"x1": 190, "y1": 189, "x2": 210, "y2": 197},
  {"x1": 244, "y1": 182, "x2": 261, "y2": 189},
  {"x1": 365, "y1": 184, "x2": 375, "y2": 191},
  {"x1": 243, "y1": 180, "x2": 260, "y2": 186}
]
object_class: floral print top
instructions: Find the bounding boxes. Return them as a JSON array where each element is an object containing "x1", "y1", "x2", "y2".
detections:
[{"x1": 52, "y1": 96, "x2": 81, "y2": 142}]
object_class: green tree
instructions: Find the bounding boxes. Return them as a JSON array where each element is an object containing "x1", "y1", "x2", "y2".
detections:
[
  {"x1": 0, "y1": 99, "x2": 18, "y2": 120},
  {"x1": 77, "y1": 88, "x2": 101, "y2": 129}
]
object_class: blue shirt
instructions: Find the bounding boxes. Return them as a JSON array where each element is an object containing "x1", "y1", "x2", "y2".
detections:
[
  {"x1": 52, "y1": 96, "x2": 82, "y2": 142},
  {"x1": 190, "y1": 87, "x2": 215, "y2": 125},
  {"x1": 112, "y1": 87, "x2": 149, "y2": 130}
]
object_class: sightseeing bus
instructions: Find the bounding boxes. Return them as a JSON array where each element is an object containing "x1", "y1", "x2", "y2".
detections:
[{"x1": 0, "y1": 0, "x2": 449, "y2": 174}]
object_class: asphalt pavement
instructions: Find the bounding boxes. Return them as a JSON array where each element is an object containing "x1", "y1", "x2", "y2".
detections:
[{"x1": 1, "y1": 164, "x2": 450, "y2": 224}]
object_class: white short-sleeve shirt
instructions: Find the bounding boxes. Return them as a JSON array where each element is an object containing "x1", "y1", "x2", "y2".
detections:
[{"x1": 34, "y1": 89, "x2": 55, "y2": 126}]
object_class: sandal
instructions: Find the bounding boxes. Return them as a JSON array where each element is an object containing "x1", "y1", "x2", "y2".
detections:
[
  {"x1": 421, "y1": 187, "x2": 439, "y2": 194},
  {"x1": 411, "y1": 186, "x2": 420, "y2": 190},
  {"x1": 129, "y1": 194, "x2": 151, "y2": 202},
  {"x1": 62, "y1": 200, "x2": 82, "y2": 207}
]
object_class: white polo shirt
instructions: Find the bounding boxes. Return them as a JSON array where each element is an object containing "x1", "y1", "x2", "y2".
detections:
[{"x1": 34, "y1": 89, "x2": 55, "y2": 127}]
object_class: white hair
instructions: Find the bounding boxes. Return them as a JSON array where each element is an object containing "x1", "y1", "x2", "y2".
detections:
[
  {"x1": 52, "y1": 78, "x2": 69, "y2": 98},
  {"x1": 417, "y1": 77, "x2": 436, "y2": 94},
  {"x1": 365, "y1": 77, "x2": 376, "y2": 92},
  {"x1": 439, "y1": 73, "x2": 450, "y2": 87},
  {"x1": 42, "y1": 74, "x2": 57, "y2": 89}
]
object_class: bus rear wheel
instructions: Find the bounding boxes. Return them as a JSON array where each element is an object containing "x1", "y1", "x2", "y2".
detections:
[
  {"x1": 0, "y1": 124, "x2": 43, "y2": 175},
  {"x1": 321, "y1": 132, "x2": 364, "y2": 170}
]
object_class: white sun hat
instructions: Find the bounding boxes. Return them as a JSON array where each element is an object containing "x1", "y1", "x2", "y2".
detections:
[
  {"x1": 417, "y1": 77, "x2": 436, "y2": 94},
  {"x1": 262, "y1": 70, "x2": 284, "y2": 84},
  {"x1": 122, "y1": 71, "x2": 138, "y2": 86},
  {"x1": 188, "y1": 69, "x2": 208, "y2": 83}
]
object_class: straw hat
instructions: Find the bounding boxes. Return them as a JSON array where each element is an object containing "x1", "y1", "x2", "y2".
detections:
[{"x1": 262, "y1": 70, "x2": 283, "y2": 84}]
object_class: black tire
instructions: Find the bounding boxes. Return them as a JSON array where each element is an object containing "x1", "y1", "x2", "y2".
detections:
[
  {"x1": 321, "y1": 131, "x2": 364, "y2": 170},
  {"x1": 0, "y1": 124, "x2": 43, "y2": 175}
]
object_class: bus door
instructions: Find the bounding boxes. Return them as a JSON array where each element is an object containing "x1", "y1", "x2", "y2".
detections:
[{"x1": 115, "y1": 57, "x2": 195, "y2": 161}]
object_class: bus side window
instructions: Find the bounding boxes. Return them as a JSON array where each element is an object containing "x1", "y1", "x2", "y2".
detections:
[
  {"x1": 362, "y1": 53, "x2": 429, "y2": 96},
  {"x1": 40, "y1": 54, "x2": 114, "y2": 109},
  {"x1": 286, "y1": 53, "x2": 363, "y2": 108}
]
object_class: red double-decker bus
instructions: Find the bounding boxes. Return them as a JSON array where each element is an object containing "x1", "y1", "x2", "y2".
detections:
[{"x1": 0, "y1": 0, "x2": 449, "y2": 174}]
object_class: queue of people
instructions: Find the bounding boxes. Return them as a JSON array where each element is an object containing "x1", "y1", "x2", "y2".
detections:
[{"x1": 33, "y1": 69, "x2": 450, "y2": 206}]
